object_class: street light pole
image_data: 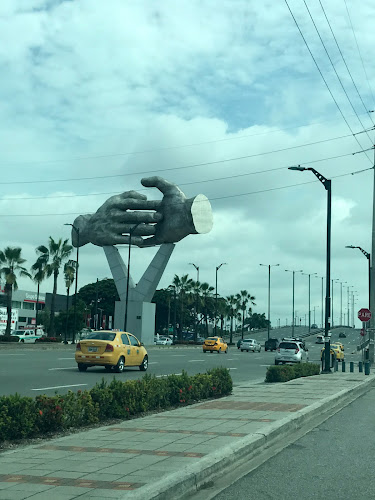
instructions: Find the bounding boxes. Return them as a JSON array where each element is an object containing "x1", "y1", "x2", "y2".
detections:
[
  {"x1": 124, "y1": 223, "x2": 140, "y2": 332},
  {"x1": 285, "y1": 269, "x2": 303, "y2": 337},
  {"x1": 289, "y1": 166, "x2": 331, "y2": 372},
  {"x1": 215, "y1": 263, "x2": 227, "y2": 336},
  {"x1": 302, "y1": 272, "x2": 317, "y2": 333},
  {"x1": 260, "y1": 264, "x2": 279, "y2": 340},
  {"x1": 65, "y1": 223, "x2": 79, "y2": 343}
]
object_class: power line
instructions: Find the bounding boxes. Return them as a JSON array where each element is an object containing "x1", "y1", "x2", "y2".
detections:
[
  {"x1": 318, "y1": 0, "x2": 374, "y2": 124},
  {"x1": 0, "y1": 133, "x2": 359, "y2": 185},
  {"x1": 0, "y1": 150, "x2": 360, "y2": 203},
  {"x1": 1, "y1": 162, "x2": 372, "y2": 217},
  {"x1": 284, "y1": 0, "x2": 372, "y2": 163},
  {"x1": 303, "y1": 0, "x2": 373, "y2": 143},
  {"x1": 0, "y1": 111, "x2": 371, "y2": 166},
  {"x1": 344, "y1": 0, "x2": 375, "y2": 108}
]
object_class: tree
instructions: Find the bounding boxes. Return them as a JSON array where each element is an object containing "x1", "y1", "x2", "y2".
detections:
[
  {"x1": 63, "y1": 260, "x2": 77, "y2": 341},
  {"x1": 200, "y1": 282, "x2": 215, "y2": 336},
  {"x1": 0, "y1": 247, "x2": 31, "y2": 336},
  {"x1": 78, "y1": 278, "x2": 119, "y2": 328},
  {"x1": 172, "y1": 274, "x2": 193, "y2": 339},
  {"x1": 236, "y1": 290, "x2": 256, "y2": 339},
  {"x1": 36, "y1": 237, "x2": 72, "y2": 336},
  {"x1": 226, "y1": 294, "x2": 238, "y2": 344},
  {"x1": 30, "y1": 256, "x2": 48, "y2": 329}
]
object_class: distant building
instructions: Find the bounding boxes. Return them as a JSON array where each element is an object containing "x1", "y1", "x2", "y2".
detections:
[{"x1": 0, "y1": 285, "x2": 72, "y2": 330}]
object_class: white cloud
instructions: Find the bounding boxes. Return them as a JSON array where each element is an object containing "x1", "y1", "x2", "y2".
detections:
[{"x1": 1, "y1": 0, "x2": 374, "y2": 328}]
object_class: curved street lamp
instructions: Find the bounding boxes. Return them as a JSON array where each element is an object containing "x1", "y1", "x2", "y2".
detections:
[
  {"x1": 285, "y1": 269, "x2": 303, "y2": 337},
  {"x1": 214, "y1": 263, "x2": 227, "y2": 336},
  {"x1": 289, "y1": 165, "x2": 331, "y2": 372}
]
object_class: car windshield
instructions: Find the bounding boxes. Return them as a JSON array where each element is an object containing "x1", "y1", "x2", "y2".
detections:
[
  {"x1": 11, "y1": 331, "x2": 23, "y2": 335},
  {"x1": 243, "y1": 339, "x2": 254, "y2": 343},
  {"x1": 86, "y1": 332, "x2": 116, "y2": 341},
  {"x1": 279, "y1": 342, "x2": 298, "y2": 349},
  {"x1": 206, "y1": 337, "x2": 218, "y2": 341}
]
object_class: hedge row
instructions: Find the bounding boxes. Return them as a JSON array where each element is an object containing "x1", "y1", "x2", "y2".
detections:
[
  {"x1": 0, "y1": 336, "x2": 20, "y2": 342},
  {"x1": 265, "y1": 363, "x2": 320, "y2": 383},
  {"x1": 0, "y1": 368, "x2": 232, "y2": 443}
]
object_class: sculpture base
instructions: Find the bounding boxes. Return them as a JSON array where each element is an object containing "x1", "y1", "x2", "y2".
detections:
[{"x1": 114, "y1": 300, "x2": 155, "y2": 345}]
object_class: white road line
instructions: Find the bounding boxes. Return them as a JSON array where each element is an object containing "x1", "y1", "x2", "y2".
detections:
[
  {"x1": 32, "y1": 384, "x2": 88, "y2": 391},
  {"x1": 149, "y1": 362, "x2": 159, "y2": 365},
  {"x1": 156, "y1": 373, "x2": 182, "y2": 378},
  {"x1": 48, "y1": 367, "x2": 76, "y2": 371},
  {"x1": 0, "y1": 354, "x2": 26, "y2": 356},
  {"x1": 188, "y1": 360, "x2": 205, "y2": 363},
  {"x1": 228, "y1": 367, "x2": 238, "y2": 370},
  {"x1": 58, "y1": 358, "x2": 75, "y2": 360},
  {"x1": 171, "y1": 355, "x2": 186, "y2": 357},
  {"x1": 226, "y1": 358, "x2": 235, "y2": 361},
  {"x1": 260, "y1": 364, "x2": 271, "y2": 367}
]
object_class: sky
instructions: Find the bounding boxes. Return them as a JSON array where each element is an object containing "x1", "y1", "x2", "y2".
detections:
[{"x1": 1, "y1": 0, "x2": 375, "y2": 329}]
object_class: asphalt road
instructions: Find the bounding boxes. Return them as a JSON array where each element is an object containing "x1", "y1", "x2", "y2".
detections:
[
  {"x1": 0, "y1": 326, "x2": 361, "y2": 397},
  {"x1": 213, "y1": 387, "x2": 375, "y2": 500}
]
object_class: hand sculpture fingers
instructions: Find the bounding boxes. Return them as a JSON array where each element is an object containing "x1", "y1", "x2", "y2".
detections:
[
  {"x1": 110, "y1": 210, "x2": 162, "y2": 224},
  {"x1": 141, "y1": 176, "x2": 185, "y2": 199},
  {"x1": 110, "y1": 223, "x2": 157, "y2": 236}
]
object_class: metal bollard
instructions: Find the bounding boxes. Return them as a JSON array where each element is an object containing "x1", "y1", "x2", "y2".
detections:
[
  {"x1": 350, "y1": 361, "x2": 354, "y2": 373},
  {"x1": 342, "y1": 360, "x2": 346, "y2": 372},
  {"x1": 365, "y1": 361, "x2": 370, "y2": 375},
  {"x1": 334, "y1": 360, "x2": 338, "y2": 372},
  {"x1": 359, "y1": 361, "x2": 363, "y2": 373}
]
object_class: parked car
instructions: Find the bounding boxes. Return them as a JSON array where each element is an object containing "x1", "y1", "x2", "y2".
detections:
[
  {"x1": 155, "y1": 336, "x2": 173, "y2": 345},
  {"x1": 203, "y1": 336, "x2": 228, "y2": 354},
  {"x1": 75, "y1": 330, "x2": 148, "y2": 372},
  {"x1": 264, "y1": 338, "x2": 279, "y2": 351},
  {"x1": 241, "y1": 339, "x2": 261, "y2": 352},
  {"x1": 316, "y1": 335, "x2": 325, "y2": 344},
  {"x1": 321, "y1": 342, "x2": 344, "y2": 361},
  {"x1": 339, "y1": 332, "x2": 346, "y2": 338},
  {"x1": 275, "y1": 340, "x2": 309, "y2": 365},
  {"x1": 11, "y1": 329, "x2": 44, "y2": 343}
]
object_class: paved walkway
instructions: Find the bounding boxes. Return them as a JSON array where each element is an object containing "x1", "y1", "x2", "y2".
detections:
[{"x1": 0, "y1": 372, "x2": 374, "y2": 500}]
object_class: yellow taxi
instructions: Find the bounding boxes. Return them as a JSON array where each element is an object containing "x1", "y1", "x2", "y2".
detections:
[
  {"x1": 203, "y1": 336, "x2": 228, "y2": 354},
  {"x1": 75, "y1": 330, "x2": 148, "y2": 373},
  {"x1": 321, "y1": 342, "x2": 344, "y2": 362}
]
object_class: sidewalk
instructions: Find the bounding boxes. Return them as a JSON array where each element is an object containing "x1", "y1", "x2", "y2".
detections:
[{"x1": 0, "y1": 372, "x2": 374, "y2": 500}]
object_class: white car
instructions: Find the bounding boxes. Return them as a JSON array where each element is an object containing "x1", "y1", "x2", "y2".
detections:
[
  {"x1": 275, "y1": 340, "x2": 309, "y2": 365},
  {"x1": 241, "y1": 339, "x2": 261, "y2": 352},
  {"x1": 155, "y1": 336, "x2": 173, "y2": 345},
  {"x1": 11, "y1": 329, "x2": 44, "y2": 343}
]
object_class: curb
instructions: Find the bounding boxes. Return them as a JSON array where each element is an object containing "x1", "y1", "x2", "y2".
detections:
[{"x1": 128, "y1": 374, "x2": 375, "y2": 500}]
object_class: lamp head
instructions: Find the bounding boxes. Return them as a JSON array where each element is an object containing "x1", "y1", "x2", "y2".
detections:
[
  {"x1": 288, "y1": 165, "x2": 306, "y2": 171},
  {"x1": 345, "y1": 245, "x2": 356, "y2": 249}
]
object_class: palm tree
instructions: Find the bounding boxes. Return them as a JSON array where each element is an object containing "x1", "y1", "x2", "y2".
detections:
[
  {"x1": 0, "y1": 247, "x2": 31, "y2": 336},
  {"x1": 172, "y1": 274, "x2": 193, "y2": 339},
  {"x1": 63, "y1": 260, "x2": 76, "y2": 342},
  {"x1": 36, "y1": 237, "x2": 72, "y2": 336},
  {"x1": 226, "y1": 295, "x2": 238, "y2": 345},
  {"x1": 200, "y1": 282, "x2": 215, "y2": 336},
  {"x1": 236, "y1": 290, "x2": 256, "y2": 339},
  {"x1": 30, "y1": 256, "x2": 48, "y2": 331}
]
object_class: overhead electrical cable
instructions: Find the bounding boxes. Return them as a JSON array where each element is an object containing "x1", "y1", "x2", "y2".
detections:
[
  {"x1": 0, "y1": 133, "x2": 361, "y2": 186},
  {"x1": 303, "y1": 0, "x2": 373, "y2": 143},
  {"x1": 318, "y1": 0, "x2": 374, "y2": 124},
  {"x1": 284, "y1": 0, "x2": 372, "y2": 163}
]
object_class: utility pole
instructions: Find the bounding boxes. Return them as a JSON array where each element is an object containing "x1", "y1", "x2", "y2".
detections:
[{"x1": 371, "y1": 141, "x2": 375, "y2": 364}]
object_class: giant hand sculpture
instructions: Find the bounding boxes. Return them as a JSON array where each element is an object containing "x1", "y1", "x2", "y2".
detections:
[{"x1": 72, "y1": 177, "x2": 213, "y2": 247}]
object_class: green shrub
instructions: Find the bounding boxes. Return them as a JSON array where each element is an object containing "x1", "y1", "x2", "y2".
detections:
[
  {"x1": 0, "y1": 335, "x2": 20, "y2": 342},
  {"x1": 0, "y1": 367, "x2": 232, "y2": 444},
  {"x1": 35, "y1": 336, "x2": 61, "y2": 343},
  {"x1": 265, "y1": 363, "x2": 320, "y2": 383}
]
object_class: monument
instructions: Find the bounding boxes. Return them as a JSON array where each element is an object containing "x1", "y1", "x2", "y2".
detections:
[{"x1": 71, "y1": 176, "x2": 213, "y2": 344}]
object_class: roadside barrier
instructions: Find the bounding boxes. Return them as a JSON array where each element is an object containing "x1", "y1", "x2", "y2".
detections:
[
  {"x1": 365, "y1": 361, "x2": 371, "y2": 375},
  {"x1": 359, "y1": 361, "x2": 363, "y2": 373},
  {"x1": 350, "y1": 361, "x2": 354, "y2": 373}
]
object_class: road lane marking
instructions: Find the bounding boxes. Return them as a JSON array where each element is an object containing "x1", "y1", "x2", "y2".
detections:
[
  {"x1": 228, "y1": 368, "x2": 238, "y2": 370},
  {"x1": 0, "y1": 354, "x2": 26, "y2": 356},
  {"x1": 188, "y1": 360, "x2": 205, "y2": 363},
  {"x1": 58, "y1": 358, "x2": 75, "y2": 360},
  {"x1": 48, "y1": 367, "x2": 76, "y2": 371},
  {"x1": 171, "y1": 355, "x2": 186, "y2": 357},
  {"x1": 156, "y1": 373, "x2": 182, "y2": 378},
  {"x1": 226, "y1": 358, "x2": 235, "y2": 361},
  {"x1": 149, "y1": 362, "x2": 159, "y2": 365},
  {"x1": 32, "y1": 384, "x2": 88, "y2": 391}
]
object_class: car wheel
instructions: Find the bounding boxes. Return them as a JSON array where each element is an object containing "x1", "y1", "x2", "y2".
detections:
[
  {"x1": 225, "y1": 348, "x2": 228, "y2": 354},
  {"x1": 241, "y1": 349, "x2": 244, "y2": 352},
  {"x1": 139, "y1": 355, "x2": 148, "y2": 371},
  {"x1": 114, "y1": 356, "x2": 125, "y2": 373},
  {"x1": 78, "y1": 363, "x2": 87, "y2": 372},
  {"x1": 265, "y1": 348, "x2": 268, "y2": 351},
  {"x1": 20, "y1": 339, "x2": 24, "y2": 343},
  {"x1": 105, "y1": 366, "x2": 112, "y2": 372},
  {"x1": 203, "y1": 350, "x2": 206, "y2": 353}
]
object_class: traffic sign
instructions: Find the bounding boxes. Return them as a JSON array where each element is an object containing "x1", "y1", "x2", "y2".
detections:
[{"x1": 358, "y1": 308, "x2": 372, "y2": 322}]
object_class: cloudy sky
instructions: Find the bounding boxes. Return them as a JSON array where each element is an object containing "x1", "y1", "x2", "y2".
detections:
[{"x1": 1, "y1": 0, "x2": 375, "y2": 328}]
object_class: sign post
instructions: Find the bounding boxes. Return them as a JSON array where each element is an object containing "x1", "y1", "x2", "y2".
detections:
[{"x1": 358, "y1": 309, "x2": 372, "y2": 364}]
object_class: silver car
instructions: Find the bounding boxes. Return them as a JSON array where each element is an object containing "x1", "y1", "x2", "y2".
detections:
[
  {"x1": 275, "y1": 341, "x2": 308, "y2": 365},
  {"x1": 241, "y1": 339, "x2": 261, "y2": 352}
]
